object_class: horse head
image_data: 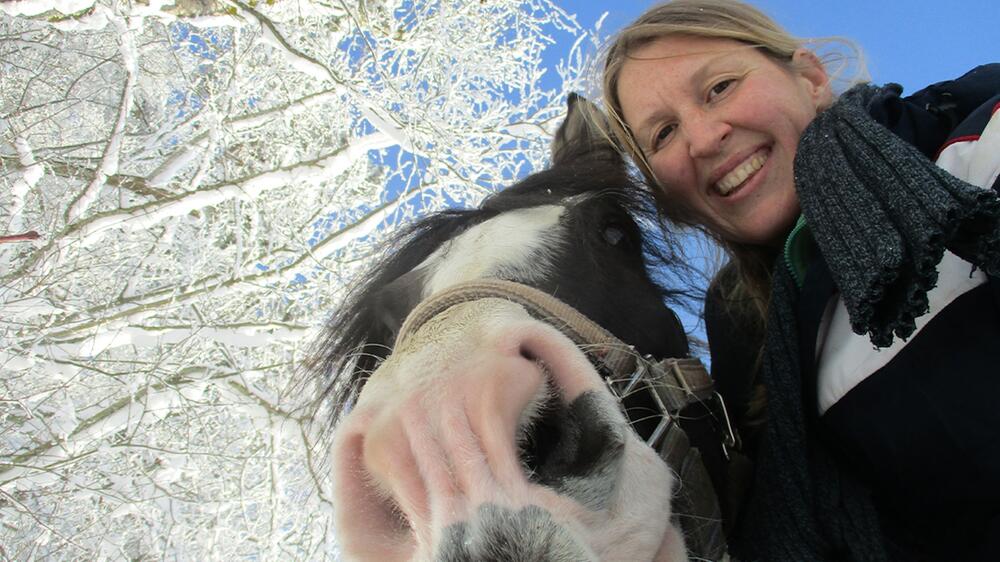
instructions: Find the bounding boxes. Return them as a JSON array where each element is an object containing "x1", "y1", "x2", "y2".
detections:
[{"x1": 318, "y1": 96, "x2": 696, "y2": 561}]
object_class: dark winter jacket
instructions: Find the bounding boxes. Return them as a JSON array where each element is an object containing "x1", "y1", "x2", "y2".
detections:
[{"x1": 708, "y1": 64, "x2": 1000, "y2": 561}]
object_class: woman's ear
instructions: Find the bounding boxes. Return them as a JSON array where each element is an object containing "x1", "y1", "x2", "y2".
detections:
[{"x1": 792, "y1": 48, "x2": 834, "y2": 110}]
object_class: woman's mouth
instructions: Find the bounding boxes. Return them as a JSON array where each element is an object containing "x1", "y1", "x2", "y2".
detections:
[{"x1": 715, "y1": 148, "x2": 769, "y2": 196}]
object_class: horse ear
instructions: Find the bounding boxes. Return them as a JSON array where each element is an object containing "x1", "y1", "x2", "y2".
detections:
[
  {"x1": 550, "y1": 93, "x2": 623, "y2": 168},
  {"x1": 373, "y1": 268, "x2": 426, "y2": 341}
]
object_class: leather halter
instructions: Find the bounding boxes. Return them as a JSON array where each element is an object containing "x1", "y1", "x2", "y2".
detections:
[{"x1": 397, "y1": 279, "x2": 736, "y2": 560}]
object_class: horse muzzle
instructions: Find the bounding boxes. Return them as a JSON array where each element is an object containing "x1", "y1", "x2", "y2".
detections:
[{"x1": 330, "y1": 290, "x2": 686, "y2": 561}]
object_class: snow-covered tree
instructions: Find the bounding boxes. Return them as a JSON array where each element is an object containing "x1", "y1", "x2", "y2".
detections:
[{"x1": 0, "y1": 1, "x2": 602, "y2": 557}]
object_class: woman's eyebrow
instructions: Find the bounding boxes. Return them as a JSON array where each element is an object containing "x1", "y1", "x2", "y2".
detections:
[{"x1": 690, "y1": 50, "x2": 744, "y2": 85}]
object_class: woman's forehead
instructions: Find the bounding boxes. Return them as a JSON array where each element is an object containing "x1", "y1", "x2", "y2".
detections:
[
  {"x1": 617, "y1": 37, "x2": 766, "y2": 123},
  {"x1": 623, "y1": 35, "x2": 759, "y2": 74}
]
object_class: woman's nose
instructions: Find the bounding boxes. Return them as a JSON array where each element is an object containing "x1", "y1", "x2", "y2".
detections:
[{"x1": 686, "y1": 114, "x2": 730, "y2": 158}]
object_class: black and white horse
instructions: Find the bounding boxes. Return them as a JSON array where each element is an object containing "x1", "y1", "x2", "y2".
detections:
[{"x1": 317, "y1": 96, "x2": 696, "y2": 561}]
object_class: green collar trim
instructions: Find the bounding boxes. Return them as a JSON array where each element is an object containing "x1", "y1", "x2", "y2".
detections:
[{"x1": 783, "y1": 215, "x2": 811, "y2": 289}]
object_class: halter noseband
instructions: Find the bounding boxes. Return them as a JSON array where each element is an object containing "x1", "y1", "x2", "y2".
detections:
[{"x1": 396, "y1": 279, "x2": 738, "y2": 561}]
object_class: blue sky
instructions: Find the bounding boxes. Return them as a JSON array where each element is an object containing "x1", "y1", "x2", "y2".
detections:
[{"x1": 558, "y1": 0, "x2": 998, "y2": 94}]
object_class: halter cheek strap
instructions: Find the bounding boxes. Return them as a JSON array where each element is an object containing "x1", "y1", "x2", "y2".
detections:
[{"x1": 396, "y1": 278, "x2": 740, "y2": 561}]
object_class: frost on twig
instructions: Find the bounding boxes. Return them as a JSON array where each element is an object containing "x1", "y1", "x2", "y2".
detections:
[{"x1": 0, "y1": 0, "x2": 602, "y2": 558}]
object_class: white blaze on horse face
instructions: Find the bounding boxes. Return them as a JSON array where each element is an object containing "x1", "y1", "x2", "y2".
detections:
[
  {"x1": 419, "y1": 204, "x2": 566, "y2": 298},
  {"x1": 331, "y1": 299, "x2": 688, "y2": 562}
]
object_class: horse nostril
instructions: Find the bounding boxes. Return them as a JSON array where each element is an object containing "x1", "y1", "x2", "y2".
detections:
[
  {"x1": 379, "y1": 492, "x2": 410, "y2": 534},
  {"x1": 518, "y1": 391, "x2": 565, "y2": 480},
  {"x1": 518, "y1": 391, "x2": 627, "y2": 510}
]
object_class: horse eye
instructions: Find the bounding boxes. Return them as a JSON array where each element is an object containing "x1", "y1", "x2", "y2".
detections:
[{"x1": 602, "y1": 225, "x2": 625, "y2": 246}]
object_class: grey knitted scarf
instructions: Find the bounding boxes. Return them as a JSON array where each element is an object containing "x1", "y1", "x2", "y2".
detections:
[
  {"x1": 798, "y1": 84, "x2": 1000, "y2": 348},
  {"x1": 741, "y1": 84, "x2": 1000, "y2": 560}
]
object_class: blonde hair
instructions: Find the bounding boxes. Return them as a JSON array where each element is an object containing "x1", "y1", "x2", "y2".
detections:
[{"x1": 602, "y1": 0, "x2": 864, "y2": 321}]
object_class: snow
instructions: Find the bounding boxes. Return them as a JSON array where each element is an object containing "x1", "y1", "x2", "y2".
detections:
[
  {"x1": 0, "y1": 0, "x2": 95, "y2": 17},
  {"x1": 8, "y1": 137, "x2": 42, "y2": 232},
  {"x1": 147, "y1": 145, "x2": 203, "y2": 187},
  {"x1": 228, "y1": 91, "x2": 343, "y2": 133},
  {"x1": 48, "y1": 5, "x2": 108, "y2": 31},
  {"x1": 0, "y1": 351, "x2": 36, "y2": 371},
  {"x1": 66, "y1": 14, "x2": 136, "y2": 223},
  {"x1": 73, "y1": 132, "x2": 392, "y2": 249},
  {"x1": 254, "y1": 10, "x2": 331, "y2": 82},
  {"x1": 306, "y1": 195, "x2": 401, "y2": 264},
  {"x1": 361, "y1": 109, "x2": 415, "y2": 154},
  {"x1": 73, "y1": 323, "x2": 309, "y2": 357},
  {"x1": 0, "y1": 294, "x2": 67, "y2": 320}
]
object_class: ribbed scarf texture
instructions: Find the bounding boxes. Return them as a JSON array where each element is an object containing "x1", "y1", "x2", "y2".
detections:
[{"x1": 741, "y1": 84, "x2": 1000, "y2": 560}]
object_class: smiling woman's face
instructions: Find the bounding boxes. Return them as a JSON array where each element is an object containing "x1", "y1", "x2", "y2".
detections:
[{"x1": 617, "y1": 35, "x2": 832, "y2": 246}]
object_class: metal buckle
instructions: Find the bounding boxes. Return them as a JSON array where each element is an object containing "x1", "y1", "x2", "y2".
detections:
[
  {"x1": 666, "y1": 358, "x2": 742, "y2": 461},
  {"x1": 712, "y1": 390, "x2": 741, "y2": 460},
  {"x1": 603, "y1": 356, "x2": 675, "y2": 450},
  {"x1": 604, "y1": 355, "x2": 741, "y2": 461}
]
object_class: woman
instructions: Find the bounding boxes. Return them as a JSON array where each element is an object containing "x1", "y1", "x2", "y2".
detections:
[{"x1": 601, "y1": 1, "x2": 1000, "y2": 560}]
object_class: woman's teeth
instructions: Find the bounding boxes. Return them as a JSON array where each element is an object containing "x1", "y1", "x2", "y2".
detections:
[{"x1": 716, "y1": 151, "x2": 768, "y2": 195}]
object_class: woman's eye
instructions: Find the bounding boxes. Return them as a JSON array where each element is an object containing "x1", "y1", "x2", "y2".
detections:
[
  {"x1": 708, "y1": 79, "x2": 735, "y2": 101},
  {"x1": 652, "y1": 124, "x2": 675, "y2": 150}
]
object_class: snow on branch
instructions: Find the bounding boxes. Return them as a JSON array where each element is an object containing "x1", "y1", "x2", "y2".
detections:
[
  {"x1": 74, "y1": 131, "x2": 393, "y2": 246},
  {"x1": 64, "y1": 9, "x2": 138, "y2": 223},
  {"x1": 0, "y1": 0, "x2": 601, "y2": 558}
]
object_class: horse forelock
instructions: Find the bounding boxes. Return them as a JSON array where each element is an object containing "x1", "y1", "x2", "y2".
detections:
[{"x1": 419, "y1": 204, "x2": 569, "y2": 298}]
